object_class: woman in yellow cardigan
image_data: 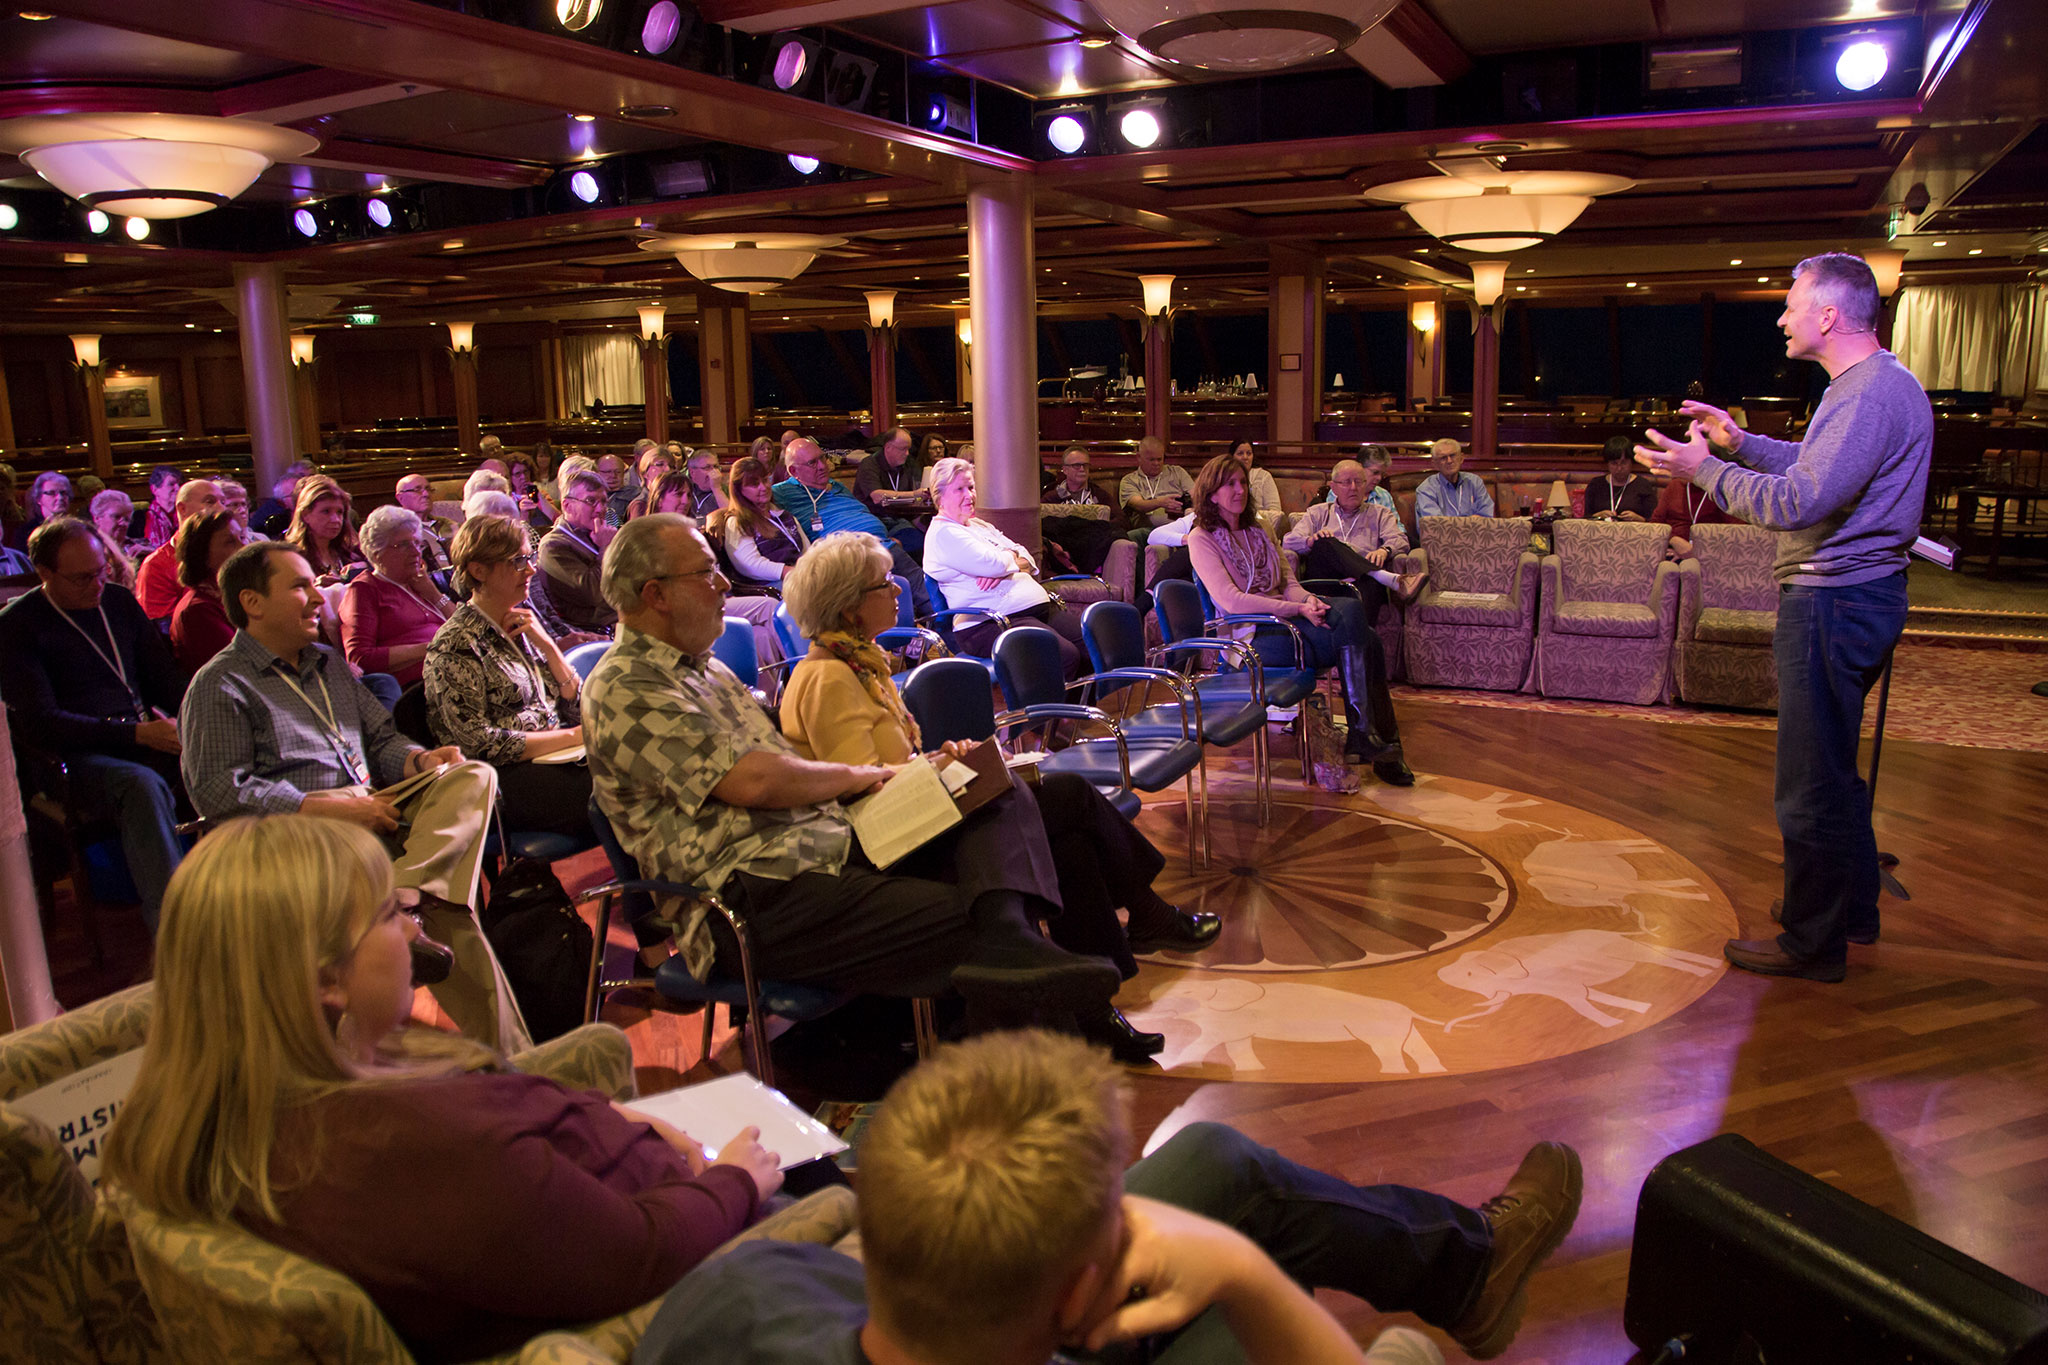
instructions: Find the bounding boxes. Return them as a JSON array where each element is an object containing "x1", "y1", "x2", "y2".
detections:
[{"x1": 777, "y1": 532, "x2": 1219, "y2": 1063}]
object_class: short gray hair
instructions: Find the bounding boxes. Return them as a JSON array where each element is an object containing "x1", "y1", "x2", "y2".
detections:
[
  {"x1": 1429, "y1": 438, "x2": 1462, "y2": 459},
  {"x1": 89, "y1": 488, "x2": 134, "y2": 522},
  {"x1": 930, "y1": 456, "x2": 974, "y2": 497},
  {"x1": 359, "y1": 504, "x2": 422, "y2": 558},
  {"x1": 784, "y1": 532, "x2": 894, "y2": 640},
  {"x1": 463, "y1": 469, "x2": 510, "y2": 501},
  {"x1": 566, "y1": 470, "x2": 607, "y2": 502},
  {"x1": 557, "y1": 455, "x2": 595, "y2": 487},
  {"x1": 463, "y1": 490, "x2": 518, "y2": 522},
  {"x1": 1357, "y1": 444, "x2": 1393, "y2": 469},
  {"x1": 601, "y1": 512, "x2": 692, "y2": 614},
  {"x1": 1794, "y1": 251, "x2": 1881, "y2": 333}
]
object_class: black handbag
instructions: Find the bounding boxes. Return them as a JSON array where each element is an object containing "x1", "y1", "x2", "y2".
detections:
[{"x1": 480, "y1": 849, "x2": 594, "y2": 1045}]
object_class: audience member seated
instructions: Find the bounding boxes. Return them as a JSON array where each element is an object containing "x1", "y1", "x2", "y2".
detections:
[
  {"x1": 774, "y1": 437, "x2": 931, "y2": 617},
  {"x1": 1187, "y1": 455, "x2": 1413, "y2": 786},
  {"x1": 249, "y1": 460, "x2": 312, "y2": 540},
  {"x1": 748, "y1": 434, "x2": 781, "y2": 481},
  {"x1": 0, "y1": 517, "x2": 187, "y2": 932},
  {"x1": 596, "y1": 450, "x2": 632, "y2": 526},
  {"x1": 925, "y1": 457, "x2": 1085, "y2": 676},
  {"x1": 639, "y1": 468, "x2": 698, "y2": 522},
  {"x1": 181, "y1": 541, "x2": 528, "y2": 1050},
  {"x1": 1357, "y1": 444, "x2": 1401, "y2": 511},
  {"x1": 618, "y1": 442, "x2": 672, "y2": 523},
  {"x1": 23, "y1": 471, "x2": 73, "y2": 543},
  {"x1": 918, "y1": 432, "x2": 949, "y2": 466},
  {"x1": 101, "y1": 813, "x2": 784, "y2": 1365},
  {"x1": 1582, "y1": 435, "x2": 1662, "y2": 522},
  {"x1": 341, "y1": 505, "x2": 458, "y2": 688},
  {"x1": 539, "y1": 468, "x2": 621, "y2": 636},
  {"x1": 0, "y1": 537, "x2": 31, "y2": 580},
  {"x1": 287, "y1": 474, "x2": 367, "y2": 584},
  {"x1": 132, "y1": 465, "x2": 181, "y2": 551},
  {"x1": 134, "y1": 479, "x2": 223, "y2": 620},
  {"x1": 504, "y1": 452, "x2": 554, "y2": 531},
  {"x1": 635, "y1": 1031, "x2": 1582, "y2": 1365},
  {"x1": 854, "y1": 427, "x2": 933, "y2": 559},
  {"x1": 1041, "y1": 447, "x2": 1123, "y2": 577},
  {"x1": 1119, "y1": 436, "x2": 1194, "y2": 544},
  {"x1": 168, "y1": 509, "x2": 243, "y2": 674},
  {"x1": 678, "y1": 448, "x2": 728, "y2": 520},
  {"x1": 461, "y1": 468, "x2": 511, "y2": 508},
  {"x1": 87, "y1": 492, "x2": 140, "y2": 590},
  {"x1": 215, "y1": 479, "x2": 255, "y2": 544},
  {"x1": 582, "y1": 514, "x2": 1119, "y2": 1027},
  {"x1": 1652, "y1": 465, "x2": 1740, "y2": 559},
  {"x1": 778, "y1": 534, "x2": 1216, "y2": 1060},
  {"x1": 423, "y1": 514, "x2": 589, "y2": 839},
  {"x1": 393, "y1": 473, "x2": 456, "y2": 573},
  {"x1": 1413, "y1": 438, "x2": 1494, "y2": 520},
  {"x1": 477, "y1": 433, "x2": 507, "y2": 473},
  {"x1": 711, "y1": 456, "x2": 810, "y2": 589},
  {"x1": 1230, "y1": 437, "x2": 1284, "y2": 521},
  {"x1": 1281, "y1": 459, "x2": 1425, "y2": 616}
]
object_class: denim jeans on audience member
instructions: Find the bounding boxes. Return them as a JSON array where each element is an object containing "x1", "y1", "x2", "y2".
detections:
[
  {"x1": 360, "y1": 671, "x2": 403, "y2": 713},
  {"x1": 1099, "y1": 1122, "x2": 1491, "y2": 1364},
  {"x1": 65, "y1": 753, "x2": 183, "y2": 933},
  {"x1": 1771, "y1": 572, "x2": 1908, "y2": 965}
]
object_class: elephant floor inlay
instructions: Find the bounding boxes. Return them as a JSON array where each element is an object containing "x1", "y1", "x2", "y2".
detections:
[{"x1": 1122, "y1": 775, "x2": 1738, "y2": 1083}]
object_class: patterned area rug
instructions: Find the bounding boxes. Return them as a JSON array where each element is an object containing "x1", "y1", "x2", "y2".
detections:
[
  {"x1": 1118, "y1": 778, "x2": 1737, "y2": 1084},
  {"x1": 1392, "y1": 642, "x2": 2048, "y2": 753}
]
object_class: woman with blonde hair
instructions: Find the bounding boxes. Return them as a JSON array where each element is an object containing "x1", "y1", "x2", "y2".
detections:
[
  {"x1": 286, "y1": 473, "x2": 365, "y2": 583},
  {"x1": 102, "y1": 813, "x2": 783, "y2": 1363},
  {"x1": 709, "y1": 455, "x2": 809, "y2": 588}
]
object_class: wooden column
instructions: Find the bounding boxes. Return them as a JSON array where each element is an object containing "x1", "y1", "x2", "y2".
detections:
[
  {"x1": 1266, "y1": 252, "x2": 1325, "y2": 450},
  {"x1": 178, "y1": 354, "x2": 204, "y2": 438},
  {"x1": 0, "y1": 360, "x2": 15, "y2": 454},
  {"x1": 696, "y1": 292, "x2": 752, "y2": 446},
  {"x1": 867, "y1": 326, "x2": 897, "y2": 435},
  {"x1": 1142, "y1": 314, "x2": 1171, "y2": 446},
  {"x1": 81, "y1": 367, "x2": 113, "y2": 479},
  {"x1": 450, "y1": 348, "x2": 480, "y2": 457},
  {"x1": 1472, "y1": 303, "x2": 1500, "y2": 459},
  {"x1": 293, "y1": 360, "x2": 321, "y2": 456},
  {"x1": 641, "y1": 336, "x2": 669, "y2": 443}
]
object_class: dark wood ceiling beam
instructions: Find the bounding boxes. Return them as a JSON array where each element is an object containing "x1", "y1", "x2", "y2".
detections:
[
  {"x1": 217, "y1": 69, "x2": 424, "y2": 123},
  {"x1": 293, "y1": 138, "x2": 555, "y2": 189}
]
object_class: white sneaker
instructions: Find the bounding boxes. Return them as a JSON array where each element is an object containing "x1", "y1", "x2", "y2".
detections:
[{"x1": 1266, "y1": 705, "x2": 1298, "y2": 722}]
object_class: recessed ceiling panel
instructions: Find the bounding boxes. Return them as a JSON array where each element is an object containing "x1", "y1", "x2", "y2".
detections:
[
  {"x1": 943, "y1": 42, "x2": 1175, "y2": 97},
  {"x1": 316, "y1": 91, "x2": 687, "y2": 164},
  {"x1": 3, "y1": 16, "x2": 297, "y2": 85},
  {"x1": 834, "y1": 1, "x2": 1081, "y2": 58},
  {"x1": 1423, "y1": 0, "x2": 1664, "y2": 54}
]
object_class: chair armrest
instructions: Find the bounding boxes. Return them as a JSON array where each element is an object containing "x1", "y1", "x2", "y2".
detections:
[
  {"x1": 1077, "y1": 666, "x2": 1198, "y2": 738},
  {"x1": 711, "y1": 1185, "x2": 859, "y2": 1259},
  {"x1": 1511, "y1": 551, "x2": 1542, "y2": 621},
  {"x1": 875, "y1": 625, "x2": 947, "y2": 660},
  {"x1": 1537, "y1": 554, "x2": 1561, "y2": 627},
  {"x1": 1300, "y1": 578, "x2": 1360, "y2": 600},
  {"x1": 1675, "y1": 558, "x2": 1703, "y2": 639},
  {"x1": 919, "y1": 605, "x2": 1010, "y2": 630},
  {"x1": 995, "y1": 703, "x2": 1131, "y2": 787},
  {"x1": 1205, "y1": 613, "x2": 1307, "y2": 668},
  {"x1": 1651, "y1": 558, "x2": 1683, "y2": 632}
]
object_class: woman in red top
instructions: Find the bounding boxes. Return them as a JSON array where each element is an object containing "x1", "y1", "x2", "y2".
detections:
[
  {"x1": 168, "y1": 508, "x2": 242, "y2": 673},
  {"x1": 102, "y1": 814, "x2": 782, "y2": 1365}
]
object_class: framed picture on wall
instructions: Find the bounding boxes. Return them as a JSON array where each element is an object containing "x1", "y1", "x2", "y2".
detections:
[{"x1": 102, "y1": 373, "x2": 164, "y2": 429}]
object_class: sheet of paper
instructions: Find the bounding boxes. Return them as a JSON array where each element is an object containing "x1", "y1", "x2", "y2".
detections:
[
  {"x1": 844, "y1": 755, "x2": 962, "y2": 868},
  {"x1": 10, "y1": 1049, "x2": 145, "y2": 1187},
  {"x1": 1431, "y1": 591, "x2": 1501, "y2": 607},
  {"x1": 372, "y1": 760, "x2": 452, "y2": 806},
  {"x1": 624, "y1": 1073, "x2": 849, "y2": 1170},
  {"x1": 533, "y1": 744, "x2": 587, "y2": 765},
  {"x1": 938, "y1": 758, "x2": 975, "y2": 794}
]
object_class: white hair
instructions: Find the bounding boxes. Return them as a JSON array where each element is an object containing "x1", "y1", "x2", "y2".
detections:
[
  {"x1": 929, "y1": 456, "x2": 974, "y2": 496},
  {"x1": 783, "y1": 533, "x2": 895, "y2": 640},
  {"x1": 463, "y1": 490, "x2": 518, "y2": 522},
  {"x1": 600, "y1": 512, "x2": 691, "y2": 614},
  {"x1": 463, "y1": 469, "x2": 511, "y2": 501},
  {"x1": 359, "y1": 504, "x2": 422, "y2": 558}
]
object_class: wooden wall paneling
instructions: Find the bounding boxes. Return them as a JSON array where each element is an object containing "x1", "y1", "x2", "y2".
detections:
[
  {"x1": 332, "y1": 347, "x2": 425, "y2": 428},
  {"x1": 195, "y1": 356, "x2": 245, "y2": 433},
  {"x1": 3, "y1": 361, "x2": 53, "y2": 445},
  {"x1": 476, "y1": 342, "x2": 542, "y2": 422},
  {"x1": 0, "y1": 357, "x2": 13, "y2": 452},
  {"x1": 179, "y1": 356, "x2": 205, "y2": 436},
  {"x1": 47, "y1": 360, "x2": 78, "y2": 447}
]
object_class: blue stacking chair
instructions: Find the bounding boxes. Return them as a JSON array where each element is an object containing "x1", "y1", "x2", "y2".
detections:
[
  {"x1": 564, "y1": 639, "x2": 611, "y2": 680},
  {"x1": 710, "y1": 614, "x2": 763, "y2": 689},
  {"x1": 581, "y1": 800, "x2": 936, "y2": 1085},
  {"x1": 917, "y1": 578, "x2": 1007, "y2": 669},
  {"x1": 1082, "y1": 598, "x2": 1275, "y2": 825},
  {"x1": 1154, "y1": 577, "x2": 1321, "y2": 793},
  {"x1": 990, "y1": 625, "x2": 1208, "y2": 868},
  {"x1": 777, "y1": 576, "x2": 943, "y2": 687}
]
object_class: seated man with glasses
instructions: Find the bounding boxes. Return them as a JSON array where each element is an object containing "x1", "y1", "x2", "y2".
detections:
[
  {"x1": 181, "y1": 540, "x2": 530, "y2": 1052},
  {"x1": 392, "y1": 473, "x2": 456, "y2": 574},
  {"x1": 0, "y1": 516, "x2": 188, "y2": 934},
  {"x1": 538, "y1": 469, "x2": 619, "y2": 636}
]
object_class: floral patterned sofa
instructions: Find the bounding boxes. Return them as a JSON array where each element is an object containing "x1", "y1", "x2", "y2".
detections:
[
  {"x1": 1531, "y1": 519, "x2": 1681, "y2": 704},
  {"x1": 1401, "y1": 516, "x2": 1541, "y2": 692},
  {"x1": 1673, "y1": 522, "x2": 1779, "y2": 711}
]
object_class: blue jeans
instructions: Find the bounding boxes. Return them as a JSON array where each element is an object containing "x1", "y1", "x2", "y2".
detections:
[
  {"x1": 360, "y1": 671, "x2": 403, "y2": 712},
  {"x1": 66, "y1": 752, "x2": 182, "y2": 933},
  {"x1": 1772, "y1": 574, "x2": 1907, "y2": 964},
  {"x1": 1100, "y1": 1122, "x2": 1491, "y2": 1363}
]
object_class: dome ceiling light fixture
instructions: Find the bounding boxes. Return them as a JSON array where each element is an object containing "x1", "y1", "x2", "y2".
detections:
[
  {"x1": 1362, "y1": 164, "x2": 1635, "y2": 253},
  {"x1": 1088, "y1": 0, "x2": 1399, "y2": 72},
  {"x1": 637, "y1": 233, "x2": 847, "y2": 294},
  {"x1": 0, "y1": 113, "x2": 320, "y2": 219}
]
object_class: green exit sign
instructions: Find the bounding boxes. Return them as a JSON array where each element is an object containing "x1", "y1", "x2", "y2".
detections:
[{"x1": 349, "y1": 311, "x2": 379, "y2": 325}]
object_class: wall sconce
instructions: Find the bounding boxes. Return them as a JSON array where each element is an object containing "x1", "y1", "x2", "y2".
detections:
[
  {"x1": 956, "y1": 316, "x2": 973, "y2": 348},
  {"x1": 1138, "y1": 273, "x2": 1175, "y2": 317},
  {"x1": 446, "y1": 321, "x2": 475, "y2": 354},
  {"x1": 68, "y1": 332, "x2": 102, "y2": 371},
  {"x1": 1409, "y1": 299, "x2": 1437, "y2": 334},
  {"x1": 289, "y1": 333, "x2": 315, "y2": 368},
  {"x1": 865, "y1": 289, "x2": 897, "y2": 330},
  {"x1": 1862, "y1": 248, "x2": 1906, "y2": 299},
  {"x1": 637, "y1": 304, "x2": 667, "y2": 342}
]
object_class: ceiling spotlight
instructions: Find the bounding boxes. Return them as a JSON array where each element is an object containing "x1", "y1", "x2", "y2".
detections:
[
  {"x1": 763, "y1": 34, "x2": 820, "y2": 93},
  {"x1": 1048, "y1": 116, "x2": 1087, "y2": 155},
  {"x1": 18, "y1": 10, "x2": 54, "y2": 18},
  {"x1": 123, "y1": 215, "x2": 148, "y2": 240},
  {"x1": 1115, "y1": 103, "x2": 1164, "y2": 149},
  {"x1": 569, "y1": 169, "x2": 600, "y2": 203},
  {"x1": 85, "y1": 209, "x2": 109, "y2": 234},
  {"x1": 787, "y1": 154, "x2": 820, "y2": 175},
  {"x1": 1078, "y1": 34, "x2": 1112, "y2": 48},
  {"x1": 1036, "y1": 104, "x2": 1098, "y2": 158},
  {"x1": 1835, "y1": 39, "x2": 1888, "y2": 92},
  {"x1": 555, "y1": 0, "x2": 603, "y2": 32},
  {"x1": 572, "y1": 113, "x2": 596, "y2": 123},
  {"x1": 1932, "y1": 239, "x2": 1948, "y2": 247},
  {"x1": 365, "y1": 197, "x2": 393, "y2": 228},
  {"x1": 293, "y1": 206, "x2": 318, "y2": 237},
  {"x1": 639, "y1": 0, "x2": 682, "y2": 53},
  {"x1": 1968, "y1": 247, "x2": 1983, "y2": 255},
  {"x1": 1729, "y1": 258, "x2": 1742, "y2": 265},
  {"x1": 0, "y1": 203, "x2": 17, "y2": 231},
  {"x1": 1757, "y1": 276, "x2": 1769, "y2": 283}
]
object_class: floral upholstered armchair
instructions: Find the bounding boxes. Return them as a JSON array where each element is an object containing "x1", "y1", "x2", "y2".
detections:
[
  {"x1": 1530, "y1": 519, "x2": 1680, "y2": 704},
  {"x1": 1401, "y1": 516, "x2": 1540, "y2": 692},
  {"x1": 1673, "y1": 522, "x2": 1779, "y2": 711}
]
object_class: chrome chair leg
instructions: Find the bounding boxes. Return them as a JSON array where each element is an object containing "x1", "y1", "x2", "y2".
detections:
[{"x1": 911, "y1": 998, "x2": 939, "y2": 1058}]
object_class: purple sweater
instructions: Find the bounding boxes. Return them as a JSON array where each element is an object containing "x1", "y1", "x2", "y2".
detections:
[
  {"x1": 1694, "y1": 351, "x2": 1932, "y2": 586},
  {"x1": 247, "y1": 1071, "x2": 760, "y2": 1363}
]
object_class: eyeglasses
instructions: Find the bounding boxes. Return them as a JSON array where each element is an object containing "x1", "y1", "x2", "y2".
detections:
[
  {"x1": 51, "y1": 565, "x2": 108, "y2": 587},
  {"x1": 565, "y1": 494, "x2": 602, "y2": 507},
  {"x1": 652, "y1": 566, "x2": 723, "y2": 587},
  {"x1": 862, "y1": 580, "x2": 897, "y2": 595},
  {"x1": 496, "y1": 553, "x2": 536, "y2": 570}
]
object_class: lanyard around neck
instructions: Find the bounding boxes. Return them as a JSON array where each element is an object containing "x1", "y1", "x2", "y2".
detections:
[{"x1": 49, "y1": 596, "x2": 141, "y2": 714}]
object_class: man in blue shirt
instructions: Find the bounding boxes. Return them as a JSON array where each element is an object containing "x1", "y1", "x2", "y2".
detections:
[
  {"x1": 1413, "y1": 439, "x2": 1495, "y2": 519},
  {"x1": 773, "y1": 437, "x2": 930, "y2": 617}
]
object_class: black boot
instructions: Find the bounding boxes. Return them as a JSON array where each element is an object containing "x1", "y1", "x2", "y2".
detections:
[
  {"x1": 1078, "y1": 1005, "x2": 1166, "y2": 1064},
  {"x1": 1336, "y1": 643, "x2": 1415, "y2": 784}
]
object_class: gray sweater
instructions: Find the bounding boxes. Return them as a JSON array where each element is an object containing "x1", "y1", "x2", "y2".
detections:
[{"x1": 1694, "y1": 351, "x2": 1932, "y2": 586}]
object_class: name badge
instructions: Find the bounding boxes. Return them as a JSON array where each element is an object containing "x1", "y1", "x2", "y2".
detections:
[
  {"x1": 338, "y1": 735, "x2": 372, "y2": 786},
  {"x1": 809, "y1": 517, "x2": 824, "y2": 534}
]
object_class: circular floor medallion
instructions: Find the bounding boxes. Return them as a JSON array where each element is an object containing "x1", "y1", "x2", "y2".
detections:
[{"x1": 1118, "y1": 774, "x2": 1738, "y2": 1084}]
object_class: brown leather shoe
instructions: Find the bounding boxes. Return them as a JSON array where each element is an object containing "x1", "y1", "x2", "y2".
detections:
[
  {"x1": 1393, "y1": 571, "x2": 1429, "y2": 604},
  {"x1": 1450, "y1": 1141, "x2": 1583, "y2": 1360},
  {"x1": 1724, "y1": 937, "x2": 1846, "y2": 982},
  {"x1": 1769, "y1": 898, "x2": 1876, "y2": 945}
]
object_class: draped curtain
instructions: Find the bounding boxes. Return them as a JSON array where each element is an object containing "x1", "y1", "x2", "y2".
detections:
[
  {"x1": 562, "y1": 334, "x2": 643, "y2": 412},
  {"x1": 1892, "y1": 282, "x2": 2047, "y2": 398}
]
